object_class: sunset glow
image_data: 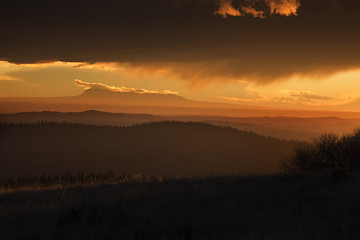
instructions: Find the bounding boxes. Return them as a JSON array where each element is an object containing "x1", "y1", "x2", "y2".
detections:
[
  {"x1": 215, "y1": 0, "x2": 300, "y2": 18},
  {"x1": 2, "y1": 2, "x2": 360, "y2": 236},
  {"x1": 1, "y1": 60, "x2": 360, "y2": 112},
  {"x1": 215, "y1": 0, "x2": 243, "y2": 18},
  {"x1": 0, "y1": 0, "x2": 360, "y2": 116}
]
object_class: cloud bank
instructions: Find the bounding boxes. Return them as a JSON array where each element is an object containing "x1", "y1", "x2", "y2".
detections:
[
  {"x1": 75, "y1": 79, "x2": 179, "y2": 95},
  {"x1": 266, "y1": 0, "x2": 300, "y2": 16},
  {"x1": 215, "y1": 0, "x2": 300, "y2": 18},
  {"x1": 215, "y1": 0, "x2": 243, "y2": 18},
  {"x1": 219, "y1": 90, "x2": 334, "y2": 106},
  {"x1": 1, "y1": 0, "x2": 360, "y2": 85}
]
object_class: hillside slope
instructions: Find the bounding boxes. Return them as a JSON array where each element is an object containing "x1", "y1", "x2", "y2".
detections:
[
  {"x1": 0, "y1": 122, "x2": 297, "y2": 179},
  {"x1": 0, "y1": 110, "x2": 154, "y2": 125},
  {"x1": 2, "y1": 111, "x2": 360, "y2": 141}
]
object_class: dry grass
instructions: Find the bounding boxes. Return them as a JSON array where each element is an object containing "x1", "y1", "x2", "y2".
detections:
[{"x1": 1, "y1": 173, "x2": 360, "y2": 239}]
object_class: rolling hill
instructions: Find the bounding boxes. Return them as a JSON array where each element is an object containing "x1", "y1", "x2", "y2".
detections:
[
  {"x1": 0, "y1": 121, "x2": 298, "y2": 180},
  {"x1": 2, "y1": 110, "x2": 360, "y2": 141},
  {"x1": 0, "y1": 110, "x2": 154, "y2": 125}
]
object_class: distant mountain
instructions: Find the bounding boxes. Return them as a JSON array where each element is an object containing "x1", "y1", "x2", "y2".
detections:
[
  {"x1": 0, "y1": 88, "x2": 274, "y2": 116},
  {"x1": 2, "y1": 89, "x2": 360, "y2": 118},
  {"x1": 78, "y1": 88, "x2": 191, "y2": 106},
  {"x1": 2, "y1": 110, "x2": 360, "y2": 141},
  {"x1": 0, "y1": 110, "x2": 154, "y2": 125},
  {"x1": 77, "y1": 88, "x2": 261, "y2": 110},
  {"x1": 0, "y1": 121, "x2": 298, "y2": 179}
]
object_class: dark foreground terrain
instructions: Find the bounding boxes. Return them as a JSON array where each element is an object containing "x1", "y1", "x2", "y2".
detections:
[
  {"x1": 1, "y1": 173, "x2": 360, "y2": 240},
  {"x1": 0, "y1": 122, "x2": 297, "y2": 179}
]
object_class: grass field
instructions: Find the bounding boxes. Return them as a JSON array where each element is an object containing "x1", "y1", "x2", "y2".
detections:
[{"x1": 1, "y1": 173, "x2": 360, "y2": 240}]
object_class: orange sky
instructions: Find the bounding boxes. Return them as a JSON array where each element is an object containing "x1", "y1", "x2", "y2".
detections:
[
  {"x1": 1, "y1": 61, "x2": 360, "y2": 112},
  {"x1": 1, "y1": 0, "x2": 360, "y2": 113}
]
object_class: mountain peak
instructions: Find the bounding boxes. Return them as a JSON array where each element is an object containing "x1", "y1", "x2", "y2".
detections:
[{"x1": 78, "y1": 88, "x2": 188, "y2": 106}]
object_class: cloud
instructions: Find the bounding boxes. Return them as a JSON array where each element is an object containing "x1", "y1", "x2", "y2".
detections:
[
  {"x1": 163, "y1": 90, "x2": 180, "y2": 95},
  {"x1": 240, "y1": 5, "x2": 265, "y2": 18},
  {"x1": 215, "y1": 0, "x2": 243, "y2": 18},
  {"x1": 73, "y1": 62, "x2": 121, "y2": 72},
  {"x1": 1, "y1": 0, "x2": 360, "y2": 85},
  {"x1": 75, "y1": 79, "x2": 158, "y2": 94},
  {"x1": 281, "y1": 90, "x2": 332, "y2": 101},
  {"x1": 214, "y1": 0, "x2": 300, "y2": 18},
  {"x1": 274, "y1": 90, "x2": 333, "y2": 104},
  {"x1": 0, "y1": 77, "x2": 23, "y2": 82},
  {"x1": 75, "y1": 79, "x2": 178, "y2": 95},
  {"x1": 219, "y1": 90, "x2": 334, "y2": 106},
  {"x1": 266, "y1": 0, "x2": 300, "y2": 16},
  {"x1": 218, "y1": 96, "x2": 257, "y2": 102}
]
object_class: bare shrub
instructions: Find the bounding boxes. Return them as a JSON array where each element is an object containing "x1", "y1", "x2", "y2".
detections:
[{"x1": 283, "y1": 129, "x2": 360, "y2": 176}]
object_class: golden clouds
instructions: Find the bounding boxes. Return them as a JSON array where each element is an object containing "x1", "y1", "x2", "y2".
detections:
[
  {"x1": 75, "y1": 79, "x2": 179, "y2": 95},
  {"x1": 275, "y1": 90, "x2": 333, "y2": 104},
  {"x1": 214, "y1": 0, "x2": 243, "y2": 18},
  {"x1": 215, "y1": 0, "x2": 300, "y2": 18},
  {"x1": 2, "y1": 60, "x2": 360, "y2": 112},
  {"x1": 1, "y1": 0, "x2": 360, "y2": 87},
  {"x1": 266, "y1": 0, "x2": 300, "y2": 16},
  {"x1": 219, "y1": 90, "x2": 335, "y2": 106},
  {"x1": 240, "y1": 5, "x2": 265, "y2": 18},
  {"x1": 162, "y1": 89, "x2": 180, "y2": 95}
]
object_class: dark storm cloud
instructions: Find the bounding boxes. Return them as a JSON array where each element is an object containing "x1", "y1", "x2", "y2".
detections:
[{"x1": 1, "y1": 0, "x2": 360, "y2": 83}]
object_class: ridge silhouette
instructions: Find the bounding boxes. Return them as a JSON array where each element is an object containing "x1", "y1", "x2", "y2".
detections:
[{"x1": 0, "y1": 121, "x2": 297, "y2": 179}]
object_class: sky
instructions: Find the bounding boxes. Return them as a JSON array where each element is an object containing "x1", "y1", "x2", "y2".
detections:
[{"x1": 1, "y1": 0, "x2": 360, "y2": 111}]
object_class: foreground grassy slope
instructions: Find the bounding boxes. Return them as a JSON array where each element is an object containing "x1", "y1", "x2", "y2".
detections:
[
  {"x1": 1, "y1": 174, "x2": 360, "y2": 239},
  {"x1": 0, "y1": 122, "x2": 297, "y2": 179}
]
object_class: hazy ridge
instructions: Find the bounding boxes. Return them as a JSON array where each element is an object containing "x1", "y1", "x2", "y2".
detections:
[
  {"x1": 0, "y1": 121, "x2": 297, "y2": 180},
  {"x1": 2, "y1": 110, "x2": 360, "y2": 141}
]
